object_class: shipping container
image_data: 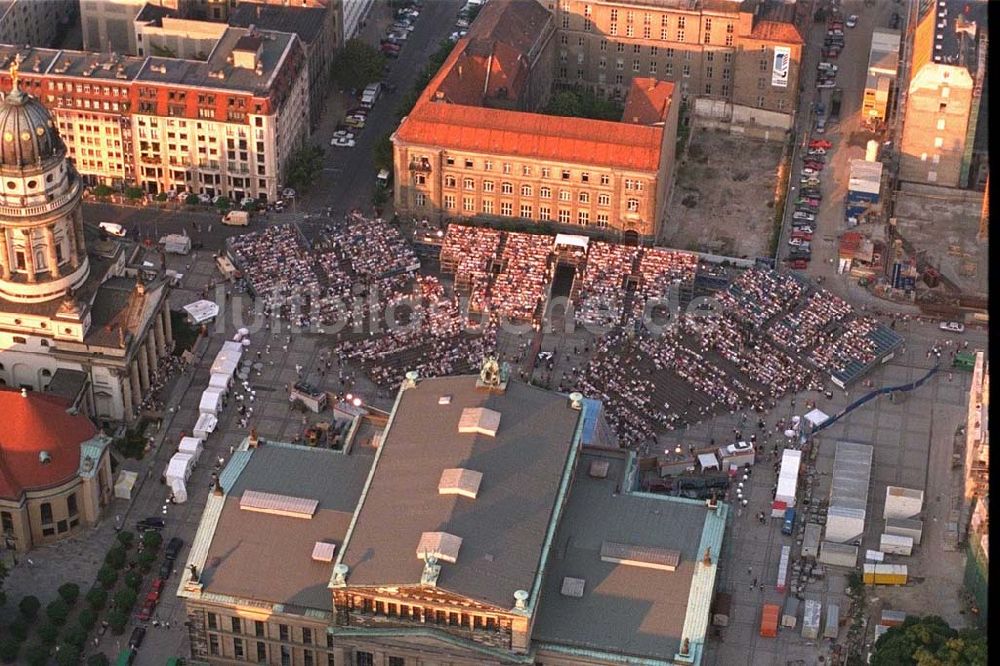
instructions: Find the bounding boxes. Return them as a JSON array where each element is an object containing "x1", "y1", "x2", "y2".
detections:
[
  {"x1": 824, "y1": 603, "x2": 841, "y2": 639},
  {"x1": 712, "y1": 592, "x2": 732, "y2": 627},
  {"x1": 880, "y1": 609, "x2": 907, "y2": 627},
  {"x1": 818, "y1": 541, "x2": 858, "y2": 568},
  {"x1": 865, "y1": 549, "x2": 885, "y2": 562},
  {"x1": 802, "y1": 523, "x2": 823, "y2": 558},
  {"x1": 782, "y1": 597, "x2": 800, "y2": 628},
  {"x1": 777, "y1": 545, "x2": 791, "y2": 592},
  {"x1": 884, "y1": 486, "x2": 924, "y2": 520},
  {"x1": 760, "y1": 604, "x2": 780, "y2": 637},
  {"x1": 776, "y1": 450, "x2": 803, "y2": 507},
  {"x1": 880, "y1": 533, "x2": 914, "y2": 556},
  {"x1": 885, "y1": 517, "x2": 923, "y2": 545},
  {"x1": 826, "y1": 505, "x2": 867, "y2": 543},
  {"x1": 802, "y1": 599, "x2": 822, "y2": 639},
  {"x1": 863, "y1": 563, "x2": 908, "y2": 585}
]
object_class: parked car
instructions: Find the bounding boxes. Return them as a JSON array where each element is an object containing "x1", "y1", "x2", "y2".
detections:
[
  {"x1": 817, "y1": 62, "x2": 838, "y2": 73},
  {"x1": 165, "y1": 537, "x2": 184, "y2": 561},
  {"x1": 787, "y1": 258, "x2": 809, "y2": 269},
  {"x1": 804, "y1": 161, "x2": 825, "y2": 170},
  {"x1": 331, "y1": 137, "x2": 356, "y2": 148},
  {"x1": 792, "y1": 211, "x2": 816, "y2": 222},
  {"x1": 136, "y1": 517, "x2": 165, "y2": 532},
  {"x1": 808, "y1": 148, "x2": 827, "y2": 156},
  {"x1": 799, "y1": 190, "x2": 822, "y2": 200},
  {"x1": 795, "y1": 198, "x2": 820, "y2": 207},
  {"x1": 129, "y1": 626, "x2": 146, "y2": 650},
  {"x1": 282, "y1": 187, "x2": 296, "y2": 199},
  {"x1": 138, "y1": 591, "x2": 158, "y2": 622},
  {"x1": 801, "y1": 167, "x2": 819, "y2": 177},
  {"x1": 792, "y1": 225, "x2": 815, "y2": 235},
  {"x1": 939, "y1": 321, "x2": 966, "y2": 333},
  {"x1": 846, "y1": 14, "x2": 858, "y2": 28},
  {"x1": 159, "y1": 559, "x2": 174, "y2": 581},
  {"x1": 332, "y1": 130, "x2": 355, "y2": 141},
  {"x1": 196, "y1": 193, "x2": 212, "y2": 204},
  {"x1": 809, "y1": 139, "x2": 832, "y2": 149}
]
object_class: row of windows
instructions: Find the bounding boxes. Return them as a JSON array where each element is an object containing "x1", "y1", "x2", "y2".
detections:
[
  {"x1": 441, "y1": 157, "x2": 613, "y2": 184},
  {"x1": 441, "y1": 178, "x2": 644, "y2": 199},
  {"x1": 441, "y1": 194, "x2": 628, "y2": 220}
]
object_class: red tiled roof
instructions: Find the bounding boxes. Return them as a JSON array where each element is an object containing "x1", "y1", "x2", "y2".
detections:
[
  {"x1": 0, "y1": 388, "x2": 97, "y2": 499},
  {"x1": 622, "y1": 77, "x2": 675, "y2": 125},
  {"x1": 750, "y1": 20, "x2": 804, "y2": 44},
  {"x1": 398, "y1": 102, "x2": 664, "y2": 172}
]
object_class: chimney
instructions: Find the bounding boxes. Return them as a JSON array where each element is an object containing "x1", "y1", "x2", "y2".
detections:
[
  {"x1": 513, "y1": 589, "x2": 529, "y2": 611},
  {"x1": 403, "y1": 370, "x2": 419, "y2": 389},
  {"x1": 568, "y1": 392, "x2": 584, "y2": 410}
]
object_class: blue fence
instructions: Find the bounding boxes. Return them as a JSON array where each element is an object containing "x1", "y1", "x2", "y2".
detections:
[{"x1": 811, "y1": 364, "x2": 941, "y2": 436}]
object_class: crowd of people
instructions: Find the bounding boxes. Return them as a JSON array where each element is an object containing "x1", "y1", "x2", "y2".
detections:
[
  {"x1": 490, "y1": 232, "x2": 553, "y2": 322},
  {"x1": 574, "y1": 242, "x2": 639, "y2": 328},
  {"x1": 630, "y1": 248, "x2": 699, "y2": 323},
  {"x1": 770, "y1": 291, "x2": 853, "y2": 353}
]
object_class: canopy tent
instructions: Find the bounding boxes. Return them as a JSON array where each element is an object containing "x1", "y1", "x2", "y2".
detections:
[
  {"x1": 193, "y1": 413, "x2": 218, "y2": 440},
  {"x1": 698, "y1": 452, "x2": 720, "y2": 470},
  {"x1": 211, "y1": 341, "x2": 243, "y2": 376},
  {"x1": 166, "y1": 452, "x2": 194, "y2": 485},
  {"x1": 114, "y1": 470, "x2": 138, "y2": 500},
  {"x1": 170, "y1": 478, "x2": 188, "y2": 504},
  {"x1": 804, "y1": 408, "x2": 830, "y2": 428},
  {"x1": 208, "y1": 373, "x2": 232, "y2": 393},
  {"x1": 199, "y1": 388, "x2": 224, "y2": 416},
  {"x1": 177, "y1": 436, "x2": 204, "y2": 465},
  {"x1": 182, "y1": 300, "x2": 219, "y2": 324}
]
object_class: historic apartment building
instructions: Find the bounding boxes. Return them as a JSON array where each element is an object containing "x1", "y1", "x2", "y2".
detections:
[
  {"x1": 900, "y1": 0, "x2": 987, "y2": 189},
  {"x1": 551, "y1": 0, "x2": 804, "y2": 129},
  {"x1": 393, "y1": 0, "x2": 680, "y2": 241},
  {"x1": 0, "y1": 70, "x2": 174, "y2": 425},
  {"x1": 0, "y1": 25, "x2": 310, "y2": 202},
  {"x1": 179, "y1": 370, "x2": 728, "y2": 666},
  {"x1": 0, "y1": 0, "x2": 75, "y2": 51}
]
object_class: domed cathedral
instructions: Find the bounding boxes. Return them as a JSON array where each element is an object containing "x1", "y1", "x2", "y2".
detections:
[{"x1": 0, "y1": 59, "x2": 173, "y2": 426}]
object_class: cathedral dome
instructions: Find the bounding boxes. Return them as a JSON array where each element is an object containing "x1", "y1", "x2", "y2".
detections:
[{"x1": 0, "y1": 74, "x2": 62, "y2": 169}]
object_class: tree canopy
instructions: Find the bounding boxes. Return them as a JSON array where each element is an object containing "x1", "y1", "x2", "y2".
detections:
[
  {"x1": 872, "y1": 616, "x2": 987, "y2": 666},
  {"x1": 542, "y1": 88, "x2": 623, "y2": 121},
  {"x1": 331, "y1": 39, "x2": 386, "y2": 92}
]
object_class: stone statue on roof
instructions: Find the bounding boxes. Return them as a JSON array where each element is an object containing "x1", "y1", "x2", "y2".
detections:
[{"x1": 479, "y1": 355, "x2": 500, "y2": 387}]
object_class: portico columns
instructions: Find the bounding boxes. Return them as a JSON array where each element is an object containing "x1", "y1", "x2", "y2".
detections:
[{"x1": 42, "y1": 225, "x2": 60, "y2": 279}]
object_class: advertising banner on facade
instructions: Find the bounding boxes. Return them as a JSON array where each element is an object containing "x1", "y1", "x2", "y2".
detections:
[{"x1": 772, "y1": 46, "x2": 791, "y2": 87}]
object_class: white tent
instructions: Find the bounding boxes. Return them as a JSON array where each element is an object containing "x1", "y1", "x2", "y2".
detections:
[
  {"x1": 183, "y1": 300, "x2": 219, "y2": 324},
  {"x1": 698, "y1": 452, "x2": 720, "y2": 470},
  {"x1": 804, "y1": 408, "x2": 830, "y2": 428},
  {"x1": 170, "y1": 478, "x2": 188, "y2": 504},
  {"x1": 193, "y1": 413, "x2": 218, "y2": 440},
  {"x1": 114, "y1": 470, "x2": 138, "y2": 500},
  {"x1": 166, "y1": 452, "x2": 194, "y2": 485},
  {"x1": 208, "y1": 373, "x2": 232, "y2": 393},
  {"x1": 211, "y1": 341, "x2": 243, "y2": 376},
  {"x1": 199, "y1": 388, "x2": 224, "y2": 416},
  {"x1": 178, "y1": 436, "x2": 204, "y2": 465},
  {"x1": 553, "y1": 233, "x2": 589, "y2": 249}
]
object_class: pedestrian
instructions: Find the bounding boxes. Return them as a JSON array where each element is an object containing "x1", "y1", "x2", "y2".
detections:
[{"x1": 752, "y1": 577, "x2": 758, "y2": 588}]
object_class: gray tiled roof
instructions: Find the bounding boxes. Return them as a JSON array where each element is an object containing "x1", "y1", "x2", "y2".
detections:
[
  {"x1": 228, "y1": 3, "x2": 327, "y2": 45},
  {"x1": 532, "y1": 453, "x2": 711, "y2": 660},
  {"x1": 338, "y1": 376, "x2": 583, "y2": 609},
  {"x1": 200, "y1": 445, "x2": 372, "y2": 610}
]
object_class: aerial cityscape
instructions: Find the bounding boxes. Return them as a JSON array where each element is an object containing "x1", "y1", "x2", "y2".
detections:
[{"x1": 0, "y1": 0, "x2": 988, "y2": 665}]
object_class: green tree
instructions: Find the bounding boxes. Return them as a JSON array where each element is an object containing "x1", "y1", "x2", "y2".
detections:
[
  {"x1": 57, "y1": 583, "x2": 80, "y2": 606},
  {"x1": 113, "y1": 588, "x2": 137, "y2": 612},
  {"x1": 56, "y1": 643, "x2": 82, "y2": 666},
  {"x1": 92, "y1": 184, "x2": 114, "y2": 197},
  {"x1": 86, "y1": 587, "x2": 108, "y2": 610},
  {"x1": 124, "y1": 570, "x2": 143, "y2": 589},
  {"x1": 117, "y1": 530, "x2": 135, "y2": 549},
  {"x1": 0, "y1": 638, "x2": 19, "y2": 663},
  {"x1": 545, "y1": 90, "x2": 581, "y2": 118},
  {"x1": 78, "y1": 607, "x2": 97, "y2": 631},
  {"x1": 373, "y1": 132, "x2": 393, "y2": 173},
  {"x1": 186, "y1": 193, "x2": 200, "y2": 206},
  {"x1": 105, "y1": 545, "x2": 127, "y2": 569},
  {"x1": 97, "y1": 565, "x2": 118, "y2": 590},
  {"x1": 124, "y1": 186, "x2": 144, "y2": 200},
  {"x1": 46, "y1": 598, "x2": 70, "y2": 625},
  {"x1": 37, "y1": 622, "x2": 59, "y2": 645},
  {"x1": 872, "y1": 616, "x2": 988, "y2": 666},
  {"x1": 87, "y1": 654, "x2": 110, "y2": 666},
  {"x1": 137, "y1": 550, "x2": 157, "y2": 572},
  {"x1": 214, "y1": 196, "x2": 231, "y2": 210},
  {"x1": 18, "y1": 595, "x2": 40, "y2": 620},
  {"x1": 107, "y1": 609, "x2": 128, "y2": 635},
  {"x1": 331, "y1": 39, "x2": 386, "y2": 91},
  {"x1": 23, "y1": 643, "x2": 48, "y2": 666},
  {"x1": 283, "y1": 146, "x2": 324, "y2": 193}
]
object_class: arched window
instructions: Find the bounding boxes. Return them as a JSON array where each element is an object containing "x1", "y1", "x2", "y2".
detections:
[{"x1": 40, "y1": 503, "x2": 53, "y2": 524}]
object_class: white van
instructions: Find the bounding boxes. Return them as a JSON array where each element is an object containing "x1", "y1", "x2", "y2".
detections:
[{"x1": 361, "y1": 82, "x2": 381, "y2": 107}]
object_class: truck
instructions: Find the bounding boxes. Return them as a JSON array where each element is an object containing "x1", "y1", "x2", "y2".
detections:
[
  {"x1": 221, "y1": 210, "x2": 250, "y2": 226},
  {"x1": 782, "y1": 507, "x2": 797, "y2": 535},
  {"x1": 829, "y1": 88, "x2": 843, "y2": 123},
  {"x1": 362, "y1": 82, "x2": 381, "y2": 107},
  {"x1": 760, "y1": 604, "x2": 780, "y2": 638},
  {"x1": 160, "y1": 233, "x2": 191, "y2": 255}
]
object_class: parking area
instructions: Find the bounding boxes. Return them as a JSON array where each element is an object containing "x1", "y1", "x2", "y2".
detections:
[{"x1": 664, "y1": 128, "x2": 784, "y2": 258}]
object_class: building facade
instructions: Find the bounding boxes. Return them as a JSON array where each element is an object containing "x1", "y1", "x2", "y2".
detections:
[
  {"x1": 0, "y1": 0, "x2": 74, "y2": 50},
  {"x1": 0, "y1": 69, "x2": 174, "y2": 425},
  {"x1": 552, "y1": 0, "x2": 803, "y2": 128},
  {"x1": 393, "y1": 0, "x2": 679, "y2": 241},
  {"x1": 899, "y1": 63, "x2": 973, "y2": 187},
  {"x1": 0, "y1": 27, "x2": 310, "y2": 201},
  {"x1": 0, "y1": 388, "x2": 113, "y2": 553}
]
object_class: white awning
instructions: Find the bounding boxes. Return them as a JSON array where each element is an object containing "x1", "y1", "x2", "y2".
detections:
[
  {"x1": 698, "y1": 452, "x2": 720, "y2": 470},
  {"x1": 554, "y1": 233, "x2": 589, "y2": 249},
  {"x1": 183, "y1": 300, "x2": 219, "y2": 324},
  {"x1": 804, "y1": 408, "x2": 830, "y2": 427}
]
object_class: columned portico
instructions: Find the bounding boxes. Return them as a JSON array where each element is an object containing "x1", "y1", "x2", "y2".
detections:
[
  {"x1": 129, "y1": 361, "x2": 142, "y2": 410},
  {"x1": 43, "y1": 225, "x2": 60, "y2": 279},
  {"x1": 137, "y1": 346, "x2": 150, "y2": 393}
]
